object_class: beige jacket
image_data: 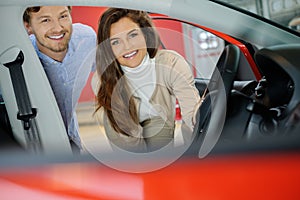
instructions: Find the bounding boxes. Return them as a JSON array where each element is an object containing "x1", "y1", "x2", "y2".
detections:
[{"x1": 92, "y1": 49, "x2": 200, "y2": 152}]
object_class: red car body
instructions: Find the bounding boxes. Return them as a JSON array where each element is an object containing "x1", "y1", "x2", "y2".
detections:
[{"x1": 1, "y1": 151, "x2": 300, "y2": 200}]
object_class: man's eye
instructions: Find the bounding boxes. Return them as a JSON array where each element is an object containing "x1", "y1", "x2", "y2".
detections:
[
  {"x1": 41, "y1": 19, "x2": 50, "y2": 23},
  {"x1": 60, "y1": 14, "x2": 69, "y2": 19}
]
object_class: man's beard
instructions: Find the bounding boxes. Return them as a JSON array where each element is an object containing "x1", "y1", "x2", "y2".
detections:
[
  {"x1": 40, "y1": 37, "x2": 70, "y2": 53},
  {"x1": 35, "y1": 30, "x2": 71, "y2": 53},
  {"x1": 48, "y1": 42, "x2": 68, "y2": 53}
]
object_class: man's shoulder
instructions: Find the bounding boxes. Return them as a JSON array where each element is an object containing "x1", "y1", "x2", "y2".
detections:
[{"x1": 72, "y1": 23, "x2": 96, "y2": 38}]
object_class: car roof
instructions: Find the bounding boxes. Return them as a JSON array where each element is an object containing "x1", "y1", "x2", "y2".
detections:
[{"x1": 0, "y1": 0, "x2": 299, "y2": 48}]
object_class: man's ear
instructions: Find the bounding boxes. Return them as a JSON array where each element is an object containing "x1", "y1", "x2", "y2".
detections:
[{"x1": 23, "y1": 21, "x2": 33, "y2": 35}]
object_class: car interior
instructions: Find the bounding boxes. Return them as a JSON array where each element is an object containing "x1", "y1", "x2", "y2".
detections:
[
  {"x1": 1, "y1": 45, "x2": 300, "y2": 156},
  {"x1": 0, "y1": 5, "x2": 300, "y2": 158},
  {"x1": 189, "y1": 43, "x2": 300, "y2": 156}
]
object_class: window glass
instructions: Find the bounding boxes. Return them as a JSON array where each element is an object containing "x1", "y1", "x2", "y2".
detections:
[
  {"x1": 220, "y1": 0, "x2": 300, "y2": 33},
  {"x1": 152, "y1": 18, "x2": 225, "y2": 79}
]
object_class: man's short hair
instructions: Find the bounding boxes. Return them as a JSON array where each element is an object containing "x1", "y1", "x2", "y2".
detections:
[{"x1": 23, "y1": 6, "x2": 72, "y2": 23}]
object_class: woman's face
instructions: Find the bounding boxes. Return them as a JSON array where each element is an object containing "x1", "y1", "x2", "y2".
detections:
[{"x1": 110, "y1": 17, "x2": 147, "y2": 68}]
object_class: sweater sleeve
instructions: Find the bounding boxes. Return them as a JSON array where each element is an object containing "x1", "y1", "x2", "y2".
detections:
[{"x1": 163, "y1": 50, "x2": 201, "y2": 130}]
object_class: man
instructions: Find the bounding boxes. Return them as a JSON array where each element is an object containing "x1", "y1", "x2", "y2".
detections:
[{"x1": 23, "y1": 6, "x2": 97, "y2": 152}]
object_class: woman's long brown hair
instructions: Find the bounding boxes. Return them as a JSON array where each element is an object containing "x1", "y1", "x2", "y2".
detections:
[{"x1": 96, "y1": 8, "x2": 160, "y2": 135}]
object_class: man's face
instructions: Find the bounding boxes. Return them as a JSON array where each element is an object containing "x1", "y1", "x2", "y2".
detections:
[{"x1": 25, "y1": 6, "x2": 72, "y2": 58}]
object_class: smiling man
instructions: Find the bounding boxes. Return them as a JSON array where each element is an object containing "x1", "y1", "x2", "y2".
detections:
[{"x1": 23, "y1": 6, "x2": 97, "y2": 153}]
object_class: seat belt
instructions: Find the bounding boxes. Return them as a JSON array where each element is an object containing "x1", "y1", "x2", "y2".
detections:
[{"x1": 4, "y1": 50, "x2": 42, "y2": 153}]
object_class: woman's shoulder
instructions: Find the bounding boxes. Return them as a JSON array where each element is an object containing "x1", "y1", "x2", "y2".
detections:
[
  {"x1": 156, "y1": 49, "x2": 182, "y2": 58},
  {"x1": 155, "y1": 49, "x2": 185, "y2": 65}
]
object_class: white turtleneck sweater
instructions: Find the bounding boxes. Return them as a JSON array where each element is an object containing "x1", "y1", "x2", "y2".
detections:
[{"x1": 121, "y1": 54, "x2": 158, "y2": 122}]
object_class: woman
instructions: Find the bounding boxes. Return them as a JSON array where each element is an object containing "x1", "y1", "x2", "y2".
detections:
[{"x1": 94, "y1": 8, "x2": 200, "y2": 152}]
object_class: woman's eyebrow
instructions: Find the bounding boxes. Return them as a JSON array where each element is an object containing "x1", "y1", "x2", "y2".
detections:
[
  {"x1": 110, "y1": 28, "x2": 139, "y2": 40},
  {"x1": 127, "y1": 28, "x2": 138, "y2": 35},
  {"x1": 109, "y1": 37, "x2": 119, "y2": 41}
]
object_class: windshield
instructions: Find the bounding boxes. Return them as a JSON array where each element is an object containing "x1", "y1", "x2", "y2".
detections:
[{"x1": 218, "y1": 0, "x2": 300, "y2": 32}]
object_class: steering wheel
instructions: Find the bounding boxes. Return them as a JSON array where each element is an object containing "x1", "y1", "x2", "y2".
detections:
[{"x1": 188, "y1": 44, "x2": 241, "y2": 157}]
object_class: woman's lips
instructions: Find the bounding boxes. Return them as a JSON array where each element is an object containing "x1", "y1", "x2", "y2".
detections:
[{"x1": 123, "y1": 50, "x2": 138, "y2": 59}]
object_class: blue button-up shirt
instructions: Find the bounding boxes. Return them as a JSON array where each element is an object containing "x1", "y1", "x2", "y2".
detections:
[{"x1": 30, "y1": 23, "x2": 97, "y2": 148}]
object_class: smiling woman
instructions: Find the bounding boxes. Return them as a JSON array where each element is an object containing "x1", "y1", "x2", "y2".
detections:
[{"x1": 93, "y1": 8, "x2": 200, "y2": 153}]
